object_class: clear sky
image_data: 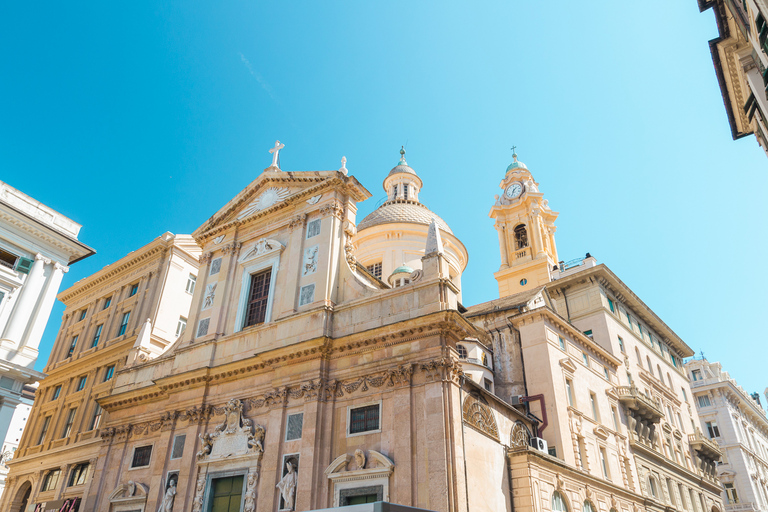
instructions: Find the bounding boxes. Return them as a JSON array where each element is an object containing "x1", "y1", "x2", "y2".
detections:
[{"x1": 1, "y1": 2, "x2": 766, "y2": 399}]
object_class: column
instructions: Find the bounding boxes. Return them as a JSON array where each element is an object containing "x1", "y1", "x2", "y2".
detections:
[
  {"x1": 2, "y1": 254, "x2": 48, "y2": 344},
  {"x1": 23, "y1": 262, "x2": 68, "y2": 351},
  {"x1": 530, "y1": 210, "x2": 545, "y2": 257},
  {"x1": 0, "y1": 398, "x2": 21, "y2": 453},
  {"x1": 496, "y1": 223, "x2": 509, "y2": 269}
]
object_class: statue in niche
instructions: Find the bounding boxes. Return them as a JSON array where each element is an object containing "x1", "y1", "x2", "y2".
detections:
[
  {"x1": 276, "y1": 460, "x2": 298, "y2": 510},
  {"x1": 158, "y1": 476, "x2": 177, "y2": 512}
]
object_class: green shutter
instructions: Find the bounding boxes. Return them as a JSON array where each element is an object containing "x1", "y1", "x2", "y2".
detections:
[{"x1": 15, "y1": 257, "x2": 34, "y2": 274}]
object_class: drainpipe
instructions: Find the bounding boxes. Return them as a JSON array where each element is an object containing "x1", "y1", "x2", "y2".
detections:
[
  {"x1": 561, "y1": 288, "x2": 571, "y2": 324},
  {"x1": 521, "y1": 394, "x2": 548, "y2": 437}
]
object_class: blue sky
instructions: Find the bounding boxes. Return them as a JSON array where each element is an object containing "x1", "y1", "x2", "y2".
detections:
[{"x1": 1, "y1": 2, "x2": 766, "y2": 398}]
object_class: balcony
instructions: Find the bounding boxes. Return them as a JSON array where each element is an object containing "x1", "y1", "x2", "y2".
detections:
[
  {"x1": 617, "y1": 385, "x2": 664, "y2": 422},
  {"x1": 514, "y1": 247, "x2": 529, "y2": 260},
  {"x1": 725, "y1": 503, "x2": 756, "y2": 512},
  {"x1": 689, "y1": 430, "x2": 722, "y2": 460}
]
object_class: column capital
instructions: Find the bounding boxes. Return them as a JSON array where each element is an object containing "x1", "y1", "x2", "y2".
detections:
[
  {"x1": 54, "y1": 262, "x2": 69, "y2": 273},
  {"x1": 34, "y1": 254, "x2": 51, "y2": 265}
]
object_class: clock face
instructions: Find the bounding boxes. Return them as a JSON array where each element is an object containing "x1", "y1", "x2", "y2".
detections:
[{"x1": 505, "y1": 183, "x2": 523, "y2": 199}]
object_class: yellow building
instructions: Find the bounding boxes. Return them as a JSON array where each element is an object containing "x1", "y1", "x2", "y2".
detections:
[{"x1": 0, "y1": 146, "x2": 726, "y2": 512}]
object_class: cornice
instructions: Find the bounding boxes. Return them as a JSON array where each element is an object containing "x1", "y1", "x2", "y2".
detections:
[
  {"x1": 57, "y1": 243, "x2": 168, "y2": 303},
  {"x1": 0, "y1": 206, "x2": 94, "y2": 262},
  {"x1": 509, "y1": 306, "x2": 623, "y2": 368}
]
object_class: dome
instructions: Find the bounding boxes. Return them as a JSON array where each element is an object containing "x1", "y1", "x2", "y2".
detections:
[
  {"x1": 391, "y1": 265, "x2": 414, "y2": 276},
  {"x1": 388, "y1": 163, "x2": 418, "y2": 178},
  {"x1": 357, "y1": 201, "x2": 453, "y2": 234},
  {"x1": 506, "y1": 152, "x2": 528, "y2": 172}
]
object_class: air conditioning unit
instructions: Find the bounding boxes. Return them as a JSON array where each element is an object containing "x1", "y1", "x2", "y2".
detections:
[
  {"x1": 509, "y1": 395, "x2": 523, "y2": 406},
  {"x1": 531, "y1": 437, "x2": 548, "y2": 453}
]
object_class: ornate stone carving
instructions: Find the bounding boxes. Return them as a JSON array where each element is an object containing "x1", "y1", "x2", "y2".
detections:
[
  {"x1": 276, "y1": 460, "x2": 298, "y2": 511},
  {"x1": 195, "y1": 399, "x2": 265, "y2": 462},
  {"x1": 158, "y1": 477, "x2": 176, "y2": 512},
  {"x1": 462, "y1": 394, "x2": 500, "y2": 441},
  {"x1": 221, "y1": 241, "x2": 242, "y2": 256},
  {"x1": 510, "y1": 421, "x2": 532, "y2": 447},
  {"x1": 320, "y1": 201, "x2": 344, "y2": 219},
  {"x1": 244, "y1": 470, "x2": 258, "y2": 512},
  {"x1": 307, "y1": 194, "x2": 322, "y2": 205},
  {"x1": 200, "y1": 252, "x2": 213, "y2": 265},
  {"x1": 354, "y1": 449, "x2": 366, "y2": 470},
  {"x1": 202, "y1": 283, "x2": 216, "y2": 310},
  {"x1": 239, "y1": 187, "x2": 290, "y2": 219},
  {"x1": 303, "y1": 246, "x2": 318, "y2": 275},
  {"x1": 192, "y1": 474, "x2": 206, "y2": 512},
  {"x1": 289, "y1": 214, "x2": 307, "y2": 229},
  {"x1": 214, "y1": 234, "x2": 226, "y2": 244},
  {"x1": 239, "y1": 238, "x2": 285, "y2": 263}
]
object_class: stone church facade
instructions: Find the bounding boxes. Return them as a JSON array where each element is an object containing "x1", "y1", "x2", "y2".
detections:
[{"x1": 1, "y1": 146, "x2": 727, "y2": 512}]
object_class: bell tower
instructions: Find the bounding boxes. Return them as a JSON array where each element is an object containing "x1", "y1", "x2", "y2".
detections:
[{"x1": 490, "y1": 150, "x2": 559, "y2": 297}]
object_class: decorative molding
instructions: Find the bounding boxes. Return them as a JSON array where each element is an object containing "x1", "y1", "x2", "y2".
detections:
[
  {"x1": 462, "y1": 394, "x2": 500, "y2": 441},
  {"x1": 510, "y1": 420, "x2": 532, "y2": 447},
  {"x1": 195, "y1": 398, "x2": 265, "y2": 463},
  {"x1": 238, "y1": 187, "x2": 290, "y2": 220},
  {"x1": 319, "y1": 201, "x2": 344, "y2": 220},
  {"x1": 238, "y1": 238, "x2": 285, "y2": 264}
]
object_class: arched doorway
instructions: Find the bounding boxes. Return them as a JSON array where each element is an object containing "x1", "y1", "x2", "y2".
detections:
[{"x1": 9, "y1": 481, "x2": 31, "y2": 512}]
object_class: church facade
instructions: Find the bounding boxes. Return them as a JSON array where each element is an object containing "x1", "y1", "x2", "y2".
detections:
[{"x1": 1, "y1": 145, "x2": 726, "y2": 512}]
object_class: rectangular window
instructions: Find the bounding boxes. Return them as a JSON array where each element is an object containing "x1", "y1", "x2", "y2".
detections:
[
  {"x1": 590, "y1": 392, "x2": 599, "y2": 421},
  {"x1": 68, "y1": 463, "x2": 89, "y2": 486},
  {"x1": 603, "y1": 367, "x2": 609, "y2": 380},
  {"x1": 582, "y1": 352, "x2": 589, "y2": 366},
  {"x1": 104, "y1": 365, "x2": 115, "y2": 382},
  {"x1": 639, "y1": 324, "x2": 644, "y2": 338},
  {"x1": 176, "y1": 317, "x2": 187, "y2": 338},
  {"x1": 171, "y1": 434, "x2": 186, "y2": 459},
  {"x1": 697, "y1": 395, "x2": 711, "y2": 408},
  {"x1": 129, "y1": 283, "x2": 139, "y2": 297},
  {"x1": 52, "y1": 385, "x2": 61, "y2": 400},
  {"x1": 41, "y1": 469, "x2": 60, "y2": 491},
  {"x1": 349, "y1": 404, "x2": 381, "y2": 435},
  {"x1": 118, "y1": 311, "x2": 130, "y2": 336},
  {"x1": 691, "y1": 369, "x2": 702, "y2": 381},
  {"x1": 600, "y1": 447, "x2": 610, "y2": 479},
  {"x1": 91, "y1": 324, "x2": 103, "y2": 348},
  {"x1": 79, "y1": 309, "x2": 87, "y2": 321},
  {"x1": 76, "y1": 376, "x2": 87, "y2": 392},
  {"x1": 286, "y1": 413, "x2": 304, "y2": 441},
  {"x1": 67, "y1": 335, "x2": 78, "y2": 358},
  {"x1": 244, "y1": 269, "x2": 271, "y2": 327},
  {"x1": 566, "y1": 379, "x2": 574, "y2": 407},
  {"x1": 403, "y1": 184, "x2": 409, "y2": 200},
  {"x1": 186, "y1": 274, "x2": 197, "y2": 294},
  {"x1": 365, "y1": 262, "x2": 383, "y2": 279},
  {"x1": 37, "y1": 416, "x2": 51, "y2": 445},
  {"x1": 583, "y1": 330, "x2": 593, "y2": 339},
  {"x1": 61, "y1": 408, "x2": 77, "y2": 438},
  {"x1": 0, "y1": 247, "x2": 19, "y2": 270},
  {"x1": 682, "y1": 388, "x2": 688, "y2": 402},
  {"x1": 617, "y1": 336, "x2": 624, "y2": 353},
  {"x1": 626, "y1": 313, "x2": 632, "y2": 327},
  {"x1": 90, "y1": 404, "x2": 102, "y2": 430},
  {"x1": 611, "y1": 406, "x2": 619, "y2": 430},
  {"x1": 558, "y1": 336, "x2": 565, "y2": 350},
  {"x1": 608, "y1": 298, "x2": 615, "y2": 313},
  {"x1": 484, "y1": 378, "x2": 493, "y2": 392},
  {"x1": 131, "y1": 445, "x2": 153, "y2": 468},
  {"x1": 724, "y1": 483, "x2": 739, "y2": 504},
  {"x1": 706, "y1": 421, "x2": 721, "y2": 438},
  {"x1": 103, "y1": 296, "x2": 112, "y2": 309}
]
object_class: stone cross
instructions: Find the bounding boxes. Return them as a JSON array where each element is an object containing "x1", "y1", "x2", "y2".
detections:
[{"x1": 269, "y1": 140, "x2": 285, "y2": 168}]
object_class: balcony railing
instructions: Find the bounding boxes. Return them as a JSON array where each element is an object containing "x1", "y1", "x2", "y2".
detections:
[
  {"x1": 617, "y1": 385, "x2": 664, "y2": 421},
  {"x1": 689, "y1": 430, "x2": 722, "y2": 459},
  {"x1": 725, "y1": 503, "x2": 756, "y2": 512},
  {"x1": 514, "y1": 247, "x2": 529, "y2": 260},
  {"x1": 460, "y1": 357, "x2": 492, "y2": 370}
]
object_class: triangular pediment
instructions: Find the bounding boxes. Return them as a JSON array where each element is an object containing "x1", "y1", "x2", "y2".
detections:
[
  {"x1": 560, "y1": 357, "x2": 578, "y2": 373},
  {"x1": 192, "y1": 170, "x2": 370, "y2": 243}
]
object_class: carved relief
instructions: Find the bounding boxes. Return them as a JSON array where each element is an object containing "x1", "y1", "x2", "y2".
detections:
[
  {"x1": 510, "y1": 420, "x2": 532, "y2": 447},
  {"x1": 202, "y1": 283, "x2": 216, "y2": 310},
  {"x1": 192, "y1": 474, "x2": 206, "y2": 512},
  {"x1": 195, "y1": 399, "x2": 265, "y2": 462},
  {"x1": 239, "y1": 238, "x2": 285, "y2": 263},
  {"x1": 307, "y1": 194, "x2": 321, "y2": 205},
  {"x1": 462, "y1": 394, "x2": 500, "y2": 441},
  {"x1": 289, "y1": 214, "x2": 306, "y2": 230},
  {"x1": 320, "y1": 201, "x2": 344, "y2": 219},
  {"x1": 303, "y1": 246, "x2": 318, "y2": 275},
  {"x1": 238, "y1": 187, "x2": 290, "y2": 219}
]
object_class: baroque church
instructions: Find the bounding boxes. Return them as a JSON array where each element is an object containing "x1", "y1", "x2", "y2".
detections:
[{"x1": 2, "y1": 144, "x2": 726, "y2": 512}]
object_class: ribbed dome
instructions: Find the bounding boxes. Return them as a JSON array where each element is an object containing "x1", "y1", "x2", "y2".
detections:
[
  {"x1": 391, "y1": 264, "x2": 414, "y2": 275},
  {"x1": 357, "y1": 201, "x2": 453, "y2": 234},
  {"x1": 388, "y1": 164, "x2": 418, "y2": 177}
]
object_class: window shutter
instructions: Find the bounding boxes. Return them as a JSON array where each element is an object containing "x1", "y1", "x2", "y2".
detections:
[{"x1": 15, "y1": 257, "x2": 34, "y2": 274}]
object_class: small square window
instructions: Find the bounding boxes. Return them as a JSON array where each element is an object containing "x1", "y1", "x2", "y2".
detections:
[
  {"x1": 129, "y1": 283, "x2": 139, "y2": 297},
  {"x1": 103, "y1": 297, "x2": 112, "y2": 309},
  {"x1": 171, "y1": 435, "x2": 186, "y2": 459},
  {"x1": 366, "y1": 262, "x2": 382, "y2": 279},
  {"x1": 348, "y1": 403, "x2": 381, "y2": 435},
  {"x1": 484, "y1": 378, "x2": 493, "y2": 392},
  {"x1": 131, "y1": 445, "x2": 153, "y2": 468},
  {"x1": 286, "y1": 413, "x2": 304, "y2": 441}
]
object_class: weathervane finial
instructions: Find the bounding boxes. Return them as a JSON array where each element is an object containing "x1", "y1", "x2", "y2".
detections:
[{"x1": 399, "y1": 146, "x2": 407, "y2": 165}]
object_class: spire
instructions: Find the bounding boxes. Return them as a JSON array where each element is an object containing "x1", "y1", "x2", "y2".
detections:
[
  {"x1": 425, "y1": 218, "x2": 444, "y2": 256},
  {"x1": 398, "y1": 146, "x2": 407, "y2": 166}
]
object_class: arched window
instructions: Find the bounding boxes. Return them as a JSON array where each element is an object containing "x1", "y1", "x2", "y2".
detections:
[
  {"x1": 657, "y1": 364, "x2": 663, "y2": 380},
  {"x1": 667, "y1": 373, "x2": 673, "y2": 388},
  {"x1": 393, "y1": 185, "x2": 398, "y2": 198},
  {"x1": 482, "y1": 352, "x2": 488, "y2": 367},
  {"x1": 646, "y1": 356, "x2": 653, "y2": 373},
  {"x1": 457, "y1": 344, "x2": 468, "y2": 359},
  {"x1": 514, "y1": 224, "x2": 529, "y2": 250},
  {"x1": 636, "y1": 348, "x2": 642, "y2": 367},
  {"x1": 552, "y1": 491, "x2": 568, "y2": 512},
  {"x1": 583, "y1": 501, "x2": 597, "y2": 512},
  {"x1": 647, "y1": 475, "x2": 658, "y2": 498}
]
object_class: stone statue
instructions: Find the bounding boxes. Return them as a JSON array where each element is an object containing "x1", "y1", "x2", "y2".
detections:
[
  {"x1": 340, "y1": 156, "x2": 348, "y2": 175},
  {"x1": 269, "y1": 140, "x2": 285, "y2": 168},
  {"x1": 249, "y1": 425, "x2": 265, "y2": 453},
  {"x1": 158, "y1": 478, "x2": 177, "y2": 512},
  {"x1": 243, "y1": 472, "x2": 257, "y2": 512},
  {"x1": 354, "y1": 449, "x2": 366, "y2": 470},
  {"x1": 276, "y1": 461, "x2": 298, "y2": 511},
  {"x1": 197, "y1": 432, "x2": 214, "y2": 460}
]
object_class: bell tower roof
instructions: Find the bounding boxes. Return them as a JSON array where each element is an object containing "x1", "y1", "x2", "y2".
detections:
[
  {"x1": 505, "y1": 149, "x2": 528, "y2": 172},
  {"x1": 387, "y1": 147, "x2": 420, "y2": 179}
]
